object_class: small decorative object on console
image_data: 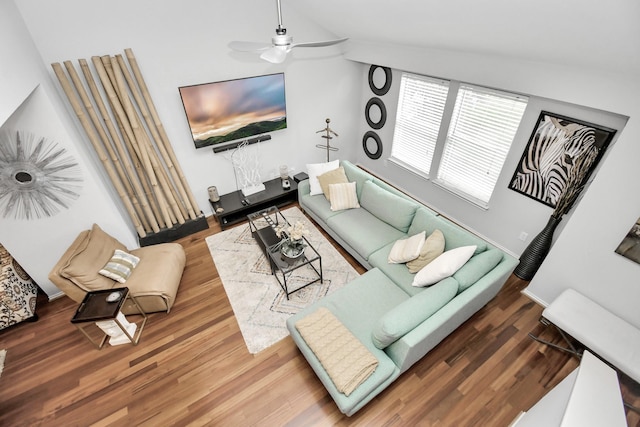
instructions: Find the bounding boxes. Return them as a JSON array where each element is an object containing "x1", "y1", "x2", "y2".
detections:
[
  {"x1": 208, "y1": 186, "x2": 220, "y2": 202},
  {"x1": 294, "y1": 172, "x2": 308, "y2": 183}
]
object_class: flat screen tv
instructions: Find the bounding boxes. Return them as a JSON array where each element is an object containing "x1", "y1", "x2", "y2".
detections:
[{"x1": 179, "y1": 73, "x2": 287, "y2": 150}]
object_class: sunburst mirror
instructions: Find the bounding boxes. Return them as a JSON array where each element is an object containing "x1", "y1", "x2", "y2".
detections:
[{"x1": 0, "y1": 130, "x2": 83, "y2": 220}]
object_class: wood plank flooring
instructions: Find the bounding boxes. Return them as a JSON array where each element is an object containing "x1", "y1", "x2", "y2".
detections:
[{"x1": 1, "y1": 211, "x2": 639, "y2": 426}]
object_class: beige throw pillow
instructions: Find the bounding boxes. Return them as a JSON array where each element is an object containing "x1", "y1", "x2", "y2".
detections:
[
  {"x1": 388, "y1": 231, "x2": 426, "y2": 264},
  {"x1": 406, "y1": 229, "x2": 445, "y2": 273},
  {"x1": 329, "y1": 182, "x2": 360, "y2": 211},
  {"x1": 317, "y1": 166, "x2": 349, "y2": 201}
]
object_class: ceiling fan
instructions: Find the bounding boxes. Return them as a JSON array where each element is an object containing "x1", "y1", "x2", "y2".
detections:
[{"x1": 228, "y1": 0, "x2": 348, "y2": 64}]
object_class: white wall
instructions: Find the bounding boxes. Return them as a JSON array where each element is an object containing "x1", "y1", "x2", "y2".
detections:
[
  {"x1": 5, "y1": 0, "x2": 360, "y2": 297},
  {"x1": 345, "y1": 41, "x2": 640, "y2": 328},
  {"x1": 0, "y1": 0, "x2": 38, "y2": 126},
  {"x1": 15, "y1": 0, "x2": 361, "y2": 216},
  {"x1": 0, "y1": 87, "x2": 136, "y2": 297},
  {"x1": 0, "y1": 0, "x2": 134, "y2": 298}
]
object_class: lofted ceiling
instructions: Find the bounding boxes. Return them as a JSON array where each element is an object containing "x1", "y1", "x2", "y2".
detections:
[{"x1": 285, "y1": 0, "x2": 640, "y2": 76}]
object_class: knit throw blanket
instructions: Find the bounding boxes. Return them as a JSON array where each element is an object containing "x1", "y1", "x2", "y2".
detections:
[{"x1": 295, "y1": 307, "x2": 378, "y2": 396}]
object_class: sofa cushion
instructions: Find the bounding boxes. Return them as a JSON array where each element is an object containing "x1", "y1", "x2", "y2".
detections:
[
  {"x1": 329, "y1": 182, "x2": 360, "y2": 211},
  {"x1": 125, "y1": 243, "x2": 186, "y2": 313},
  {"x1": 368, "y1": 246, "x2": 422, "y2": 296},
  {"x1": 412, "y1": 245, "x2": 476, "y2": 287},
  {"x1": 327, "y1": 208, "x2": 405, "y2": 261},
  {"x1": 341, "y1": 160, "x2": 372, "y2": 199},
  {"x1": 406, "y1": 229, "x2": 445, "y2": 273},
  {"x1": 388, "y1": 231, "x2": 425, "y2": 264},
  {"x1": 409, "y1": 213, "x2": 487, "y2": 255},
  {"x1": 453, "y1": 248, "x2": 504, "y2": 293},
  {"x1": 318, "y1": 166, "x2": 348, "y2": 201},
  {"x1": 360, "y1": 180, "x2": 418, "y2": 233},
  {"x1": 60, "y1": 224, "x2": 125, "y2": 291},
  {"x1": 299, "y1": 181, "x2": 342, "y2": 223},
  {"x1": 286, "y1": 268, "x2": 408, "y2": 415},
  {"x1": 307, "y1": 159, "x2": 339, "y2": 196},
  {"x1": 407, "y1": 208, "x2": 439, "y2": 236},
  {"x1": 372, "y1": 277, "x2": 459, "y2": 349},
  {"x1": 436, "y1": 217, "x2": 488, "y2": 254},
  {"x1": 98, "y1": 249, "x2": 140, "y2": 283}
]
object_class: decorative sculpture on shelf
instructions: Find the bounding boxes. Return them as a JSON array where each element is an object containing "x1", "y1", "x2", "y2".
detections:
[
  {"x1": 315, "y1": 118, "x2": 339, "y2": 162},
  {"x1": 231, "y1": 141, "x2": 265, "y2": 196}
]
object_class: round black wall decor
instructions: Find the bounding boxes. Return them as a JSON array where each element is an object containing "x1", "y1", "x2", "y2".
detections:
[
  {"x1": 368, "y1": 65, "x2": 392, "y2": 96},
  {"x1": 362, "y1": 131, "x2": 382, "y2": 159},
  {"x1": 0, "y1": 130, "x2": 82, "y2": 220},
  {"x1": 365, "y1": 97, "x2": 387, "y2": 130}
]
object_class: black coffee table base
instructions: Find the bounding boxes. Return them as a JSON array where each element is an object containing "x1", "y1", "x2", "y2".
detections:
[{"x1": 247, "y1": 207, "x2": 323, "y2": 299}]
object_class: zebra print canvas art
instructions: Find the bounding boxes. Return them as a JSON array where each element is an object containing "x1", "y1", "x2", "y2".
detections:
[{"x1": 508, "y1": 111, "x2": 615, "y2": 209}]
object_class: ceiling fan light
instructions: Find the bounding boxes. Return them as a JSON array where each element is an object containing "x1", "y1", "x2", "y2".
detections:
[
  {"x1": 272, "y1": 34, "x2": 293, "y2": 47},
  {"x1": 260, "y1": 46, "x2": 288, "y2": 63}
]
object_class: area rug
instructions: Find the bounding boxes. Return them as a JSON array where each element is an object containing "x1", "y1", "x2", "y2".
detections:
[
  {"x1": 206, "y1": 206, "x2": 359, "y2": 354},
  {"x1": 0, "y1": 349, "x2": 6, "y2": 378}
]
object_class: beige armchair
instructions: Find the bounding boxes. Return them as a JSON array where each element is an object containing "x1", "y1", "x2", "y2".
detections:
[{"x1": 49, "y1": 224, "x2": 185, "y2": 314}]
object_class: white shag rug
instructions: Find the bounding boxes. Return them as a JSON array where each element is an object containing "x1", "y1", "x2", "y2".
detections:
[{"x1": 206, "y1": 206, "x2": 359, "y2": 354}]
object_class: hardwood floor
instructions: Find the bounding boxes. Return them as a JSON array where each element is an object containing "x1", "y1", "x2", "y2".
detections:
[{"x1": 1, "y1": 212, "x2": 639, "y2": 426}]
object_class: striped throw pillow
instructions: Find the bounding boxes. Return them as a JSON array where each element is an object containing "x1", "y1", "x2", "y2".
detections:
[
  {"x1": 329, "y1": 182, "x2": 360, "y2": 211},
  {"x1": 98, "y1": 249, "x2": 140, "y2": 283}
]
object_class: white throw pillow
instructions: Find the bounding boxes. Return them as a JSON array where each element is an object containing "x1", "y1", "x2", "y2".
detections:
[
  {"x1": 388, "y1": 231, "x2": 426, "y2": 264},
  {"x1": 329, "y1": 182, "x2": 360, "y2": 211},
  {"x1": 307, "y1": 160, "x2": 339, "y2": 196},
  {"x1": 412, "y1": 245, "x2": 476, "y2": 287}
]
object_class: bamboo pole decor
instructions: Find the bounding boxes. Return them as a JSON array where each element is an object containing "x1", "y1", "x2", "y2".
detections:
[{"x1": 52, "y1": 48, "x2": 203, "y2": 240}]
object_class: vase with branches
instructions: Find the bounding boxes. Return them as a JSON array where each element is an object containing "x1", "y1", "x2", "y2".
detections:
[{"x1": 514, "y1": 151, "x2": 597, "y2": 280}]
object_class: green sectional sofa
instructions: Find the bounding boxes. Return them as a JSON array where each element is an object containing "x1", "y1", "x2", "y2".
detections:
[{"x1": 286, "y1": 160, "x2": 518, "y2": 416}]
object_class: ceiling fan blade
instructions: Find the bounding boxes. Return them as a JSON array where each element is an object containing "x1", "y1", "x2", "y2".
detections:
[
  {"x1": 259, "y1": 46, "x2": 289, "y2": 63},
  {"x1": 228, "y1": 41, "x2": 272, "y2": 52},
  {"x1": 290, "y1": 38, "x2": 349, "y2": 49}
]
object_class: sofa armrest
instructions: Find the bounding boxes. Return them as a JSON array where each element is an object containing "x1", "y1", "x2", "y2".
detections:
[{"x1": 298, "y1": 178, "x2": 311, "y2": 198}]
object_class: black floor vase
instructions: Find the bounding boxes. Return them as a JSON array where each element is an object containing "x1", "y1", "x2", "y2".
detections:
[{"x1": 514, "y1": 215, "x2": 562, "y2": 280}]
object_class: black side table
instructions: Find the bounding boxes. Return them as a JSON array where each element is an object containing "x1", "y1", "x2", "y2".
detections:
[{"x1": 70, "y1": 288, "x2": 147, "y2": 349}]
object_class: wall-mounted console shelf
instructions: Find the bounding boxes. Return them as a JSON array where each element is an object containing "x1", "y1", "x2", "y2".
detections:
[{"x1": 209, "y1": 176, "x2": 298, "y2": 230}]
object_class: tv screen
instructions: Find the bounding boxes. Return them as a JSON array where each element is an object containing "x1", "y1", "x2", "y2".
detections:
[{"x1": 179, "y1": 73, "x2": 287, "y2": 150}]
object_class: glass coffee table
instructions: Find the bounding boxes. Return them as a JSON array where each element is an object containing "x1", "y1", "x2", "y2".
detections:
[{"x1": 247, "y1": 206, "x2": 323, "y2": 299}]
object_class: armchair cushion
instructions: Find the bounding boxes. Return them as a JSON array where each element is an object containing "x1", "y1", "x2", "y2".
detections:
[
  {"x1": 60, "y1": 224, "x2": 123, "y2": 291},
  {"x1": 50, "y1": 224, "x2": 185, "y2": 313}
]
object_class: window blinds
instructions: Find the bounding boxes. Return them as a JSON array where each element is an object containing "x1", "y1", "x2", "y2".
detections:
[
  {"x1": 391, "y1": 74, "x2": 449, "y2": 175},
  {"x1": 436, "y1": 85, "x2": 528, "y2": 207}
]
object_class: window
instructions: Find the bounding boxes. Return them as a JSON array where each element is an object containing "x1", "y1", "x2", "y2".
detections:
[
  {"x1": 391, "y1": 73, "x2": 528, "y2": 208},
  {"x1": 436, "y1": 85, "x2": 528, "y2": 207},
  {"x1": 390, "y1": 74, "x2": 449, "y2": 176}
]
